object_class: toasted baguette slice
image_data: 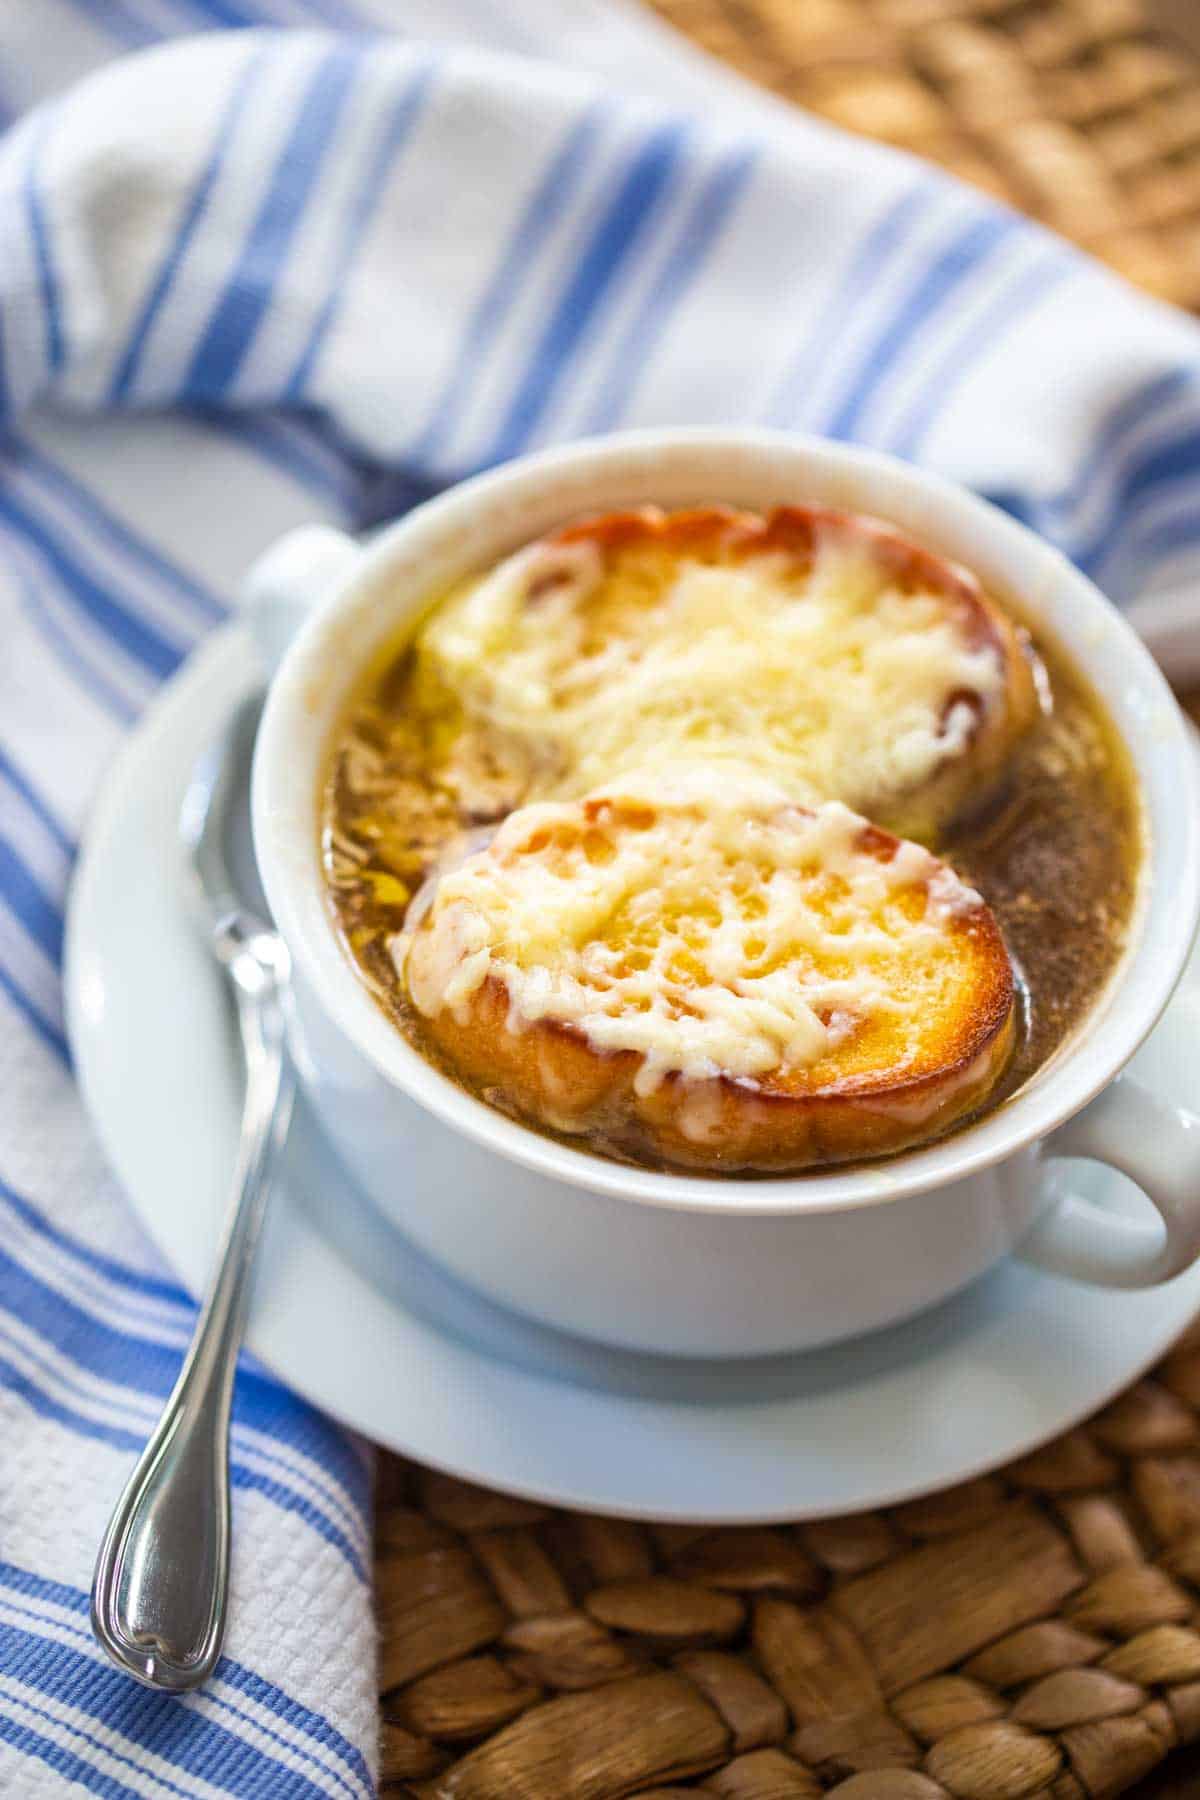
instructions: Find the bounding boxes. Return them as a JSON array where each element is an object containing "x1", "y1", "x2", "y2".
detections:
[
  {"x1": 415, "y1": 503, "x2": 1039, "y2": 843},
  {"x1": 400, "y1": 769, "x2": 1017, "y2": 1172}
]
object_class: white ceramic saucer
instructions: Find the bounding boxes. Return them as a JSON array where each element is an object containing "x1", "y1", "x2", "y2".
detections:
[{"x1": 66, "y1": 624, "x2": 1200, "y2": 1524}]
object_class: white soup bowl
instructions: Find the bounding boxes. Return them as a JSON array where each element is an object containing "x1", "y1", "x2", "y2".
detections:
[{"x1": 250, "y1": 430, "x2": 1200, "y2": 1357}]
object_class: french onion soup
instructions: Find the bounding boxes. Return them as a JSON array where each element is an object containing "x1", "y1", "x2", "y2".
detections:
[{"x1": 320, "y1": 505, "x2": 1142, "y2": 1174}]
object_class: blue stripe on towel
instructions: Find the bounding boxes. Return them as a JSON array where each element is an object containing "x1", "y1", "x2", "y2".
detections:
[
  {"x1": 481, "y1": 118, "x2": 690, "y2": 463},
  {"x1": 824, "y1": 207, "x2": 1019, "y2": 441},
  {"x1": 0, "y1": 1564, "x2": 373, "y2": 1797},
  {"x1": 187, "y1": 42, "x2": 364, "y2": 397},
  {"x1": 1054, "y1": 367, "x2": 1196, "y2": 519},
  {"x1": 410, "y1": 99, "x2": 610, "y2": 464},
  {"x1": 0, "y1": 840, "x2": 64, "y2": 964},
  {"x1": 585, "y1": 139, "x2": 757, "y2": 433},
  {"x1": 0, "y1": 749, "x2": 73, "y2": 856},
  {"x1": 0, "y1": 1346, "x2": 367, "y2": 1580},
  {"x1": 217, "y1": 1662, "x2": 374, "y2": 1798},
  {"x1": 0, "y1": 1303, "x2": 366, "y2": 1564},
  {"x1": 0, "y1": 1178, "x2": 372, "y2": 1517},
  {"x1": 764, "y1": 179, "x2": 935, "y2": 426},
  {"x1": 0, "y1": 1588, "x2": 367, "y2": 1800},
  {"x1": 0, "y1": 1178, "x2": 186, "y2": 1306},
  {"x1": 14, "y1": 584, "x2": 138, "y2": 724},
  {"x1": 1137, "y1": 508, "x2": 1200, "y2": 565},
  {"x1": 0, "y1": 1623, "x2": 352, "y2": 1800},
  {"x1": 285, "y1": 56, "x2": 438, "y2": 400},
  {"x1": 62, "y1": 0, "x2": 160, "y2": 50},
  {"x1": 1077, "y1": 426, "x2": 1200, "y2": 576},
  {"x1": 110, "y1": 44, "x2": 268, "y2": 403},
  {"x1": 0, "y1": 492, "x2": 186, "y2": 680},
  {"x1": 0, "y1": 965, "x2": 68, "y2": 1063},
  {"x1": 4, "y1": 533, "x2": 142, "y2": 725},
  {"x1": 888, "y1": 251, "x2": 1070, "y2": 458},
  {"x1": 8, "y1": 441, "x2": 226, "y2": 626},
  {"x1": 24, "y1": 113, "x2": 66, "y2": 376},
  {"x1": 200, "y1": 408, "x2": 355, "y2": 506},
  {"x1": 0, "y1": 1714, "x2": 143, "y2": 1800},
  {"x1": 2, "y1": 1689, "x2": 198, "y2": 1799},
  {"x1": 1100, "y1": 425, "x2": 1200, "y2": 519}
]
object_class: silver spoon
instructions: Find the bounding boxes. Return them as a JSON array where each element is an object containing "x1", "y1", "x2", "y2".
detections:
[{"x1": 91, "y1": 694, "x2": 295, "y2": 1692}]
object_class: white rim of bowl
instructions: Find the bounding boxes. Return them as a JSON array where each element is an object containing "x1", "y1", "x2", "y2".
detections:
[{"x1": 252, "y1": 427, "x2": 1200, "y2": 1218}]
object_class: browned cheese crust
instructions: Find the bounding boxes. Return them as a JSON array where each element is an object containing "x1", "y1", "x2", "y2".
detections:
[
  {"x1": 542, "y1": 503, "x2": 1040, "y2": 842},
  {"x1": 407, "y1": 794, "x2": 1017, "y2": 1174}
]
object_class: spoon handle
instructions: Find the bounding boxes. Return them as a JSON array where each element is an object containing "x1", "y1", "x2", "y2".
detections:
[{"x1": 91, "y1": 917, "x2": 293, "y2": 1692}]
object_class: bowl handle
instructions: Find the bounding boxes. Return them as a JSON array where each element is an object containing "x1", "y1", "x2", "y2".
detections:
[
  {"x1": 1017, "y1": 1073, "x2": 1200, "y2": 1287},
  {"x1": 242, "y1": 525, "x2": 363, "y2": 674}
]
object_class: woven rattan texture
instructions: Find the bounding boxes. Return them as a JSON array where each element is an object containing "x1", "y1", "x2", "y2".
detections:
[
  {"x1": 646, "y1": 0, "x2": 1200, "y2": 309},
  {"x1": 375, "y1": 1325, "x2": 1200, "y2": 1797}
]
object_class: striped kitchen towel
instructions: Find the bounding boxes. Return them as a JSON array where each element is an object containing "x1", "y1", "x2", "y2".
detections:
[{"x1": 5, "y1": 1, "x2": 1200, "y2": 1793}]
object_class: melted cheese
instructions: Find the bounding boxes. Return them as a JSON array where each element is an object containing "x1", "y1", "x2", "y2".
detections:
[
  {"x1": 400, "y1": 770, "x2": 985, "y2": 1095},
  {"x1": 415, "y1": 525, "x2": 1004, "y2": 822}
]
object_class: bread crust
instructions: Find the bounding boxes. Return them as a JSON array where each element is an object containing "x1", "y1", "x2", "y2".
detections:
[
  {"x1": 545, "y1": 503, "x2": 1039, "y2": 841},
  {"x1": 406, "y1": 798, "x2": 1017, "y2": 1174}
]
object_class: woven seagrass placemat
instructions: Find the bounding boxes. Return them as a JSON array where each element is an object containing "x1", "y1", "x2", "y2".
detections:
[
  {"x1": 377, "y1": 1323, "x2": 1200, "y2": 1799},
  {"x1": 647, "y1": 0, "x2": 1200, "y2": 310},
  {"x1": 376, "y1": 7, "x2": 1200, "y2": 1794}
]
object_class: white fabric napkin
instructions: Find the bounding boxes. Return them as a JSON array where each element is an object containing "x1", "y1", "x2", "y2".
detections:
[{"x1": 4, "y1": 3, "x2": 1200, "y2": 1793}]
